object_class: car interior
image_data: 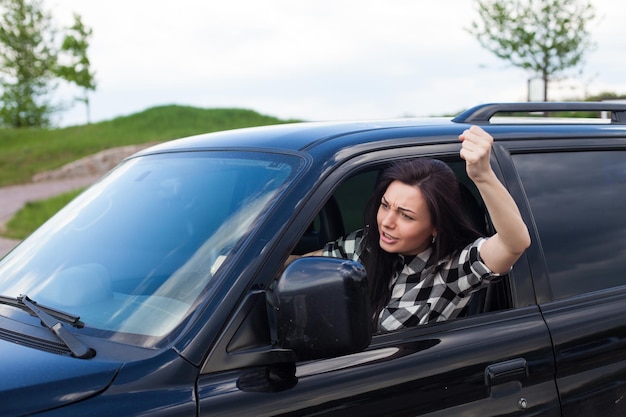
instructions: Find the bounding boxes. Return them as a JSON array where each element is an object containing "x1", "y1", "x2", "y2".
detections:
[{"x1": 292, "y1": 158, "x2": 513, "y2": 325}]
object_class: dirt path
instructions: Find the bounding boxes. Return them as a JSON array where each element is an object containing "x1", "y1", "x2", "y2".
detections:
[
  {"x1": 0, "y1": 143, "x2": 153, "y2": 259},
  {"x1": 0, "y1": 176, "x2": 101, "y2": 258}
]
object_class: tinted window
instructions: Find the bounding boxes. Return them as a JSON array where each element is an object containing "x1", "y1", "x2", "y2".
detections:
[{"x1": 513, "y1": 151, "x2": 626, "y2": 299}]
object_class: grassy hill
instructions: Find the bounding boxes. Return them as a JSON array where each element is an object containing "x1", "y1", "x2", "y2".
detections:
[{"x1": 0, "y1": 105, "x2": 298, "y2": 187}]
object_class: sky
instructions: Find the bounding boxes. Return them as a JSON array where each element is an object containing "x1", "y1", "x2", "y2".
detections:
[{"x1": 50, "y1": 0, "x2": 626, "y2": 127}]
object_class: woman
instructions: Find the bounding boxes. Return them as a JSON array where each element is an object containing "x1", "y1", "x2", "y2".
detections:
[{"x1": 304, "y1": 125, "x2": 531, "y2": 332}]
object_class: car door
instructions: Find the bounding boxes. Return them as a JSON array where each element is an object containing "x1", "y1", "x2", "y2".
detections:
[
  {"x1": 196, "y1": 145, "x2": 560, "y2": 416},
  {"x1": 508, "y1": 142, "x2": 626, "y2": 416}
]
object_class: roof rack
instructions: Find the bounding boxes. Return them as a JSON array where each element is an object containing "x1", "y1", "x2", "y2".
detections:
[{"x1": 452, "y1": 102, "x2": 626, "y2": 124}]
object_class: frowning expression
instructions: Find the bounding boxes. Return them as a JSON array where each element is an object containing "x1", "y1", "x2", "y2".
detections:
[{"x1": 377, "y1": 180, "x2": 436, "y2": 255}]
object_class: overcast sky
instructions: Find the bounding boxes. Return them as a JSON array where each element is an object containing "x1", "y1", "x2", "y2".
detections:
[{"x1": 51, "y1": 0, "x2": 626, "y2": 127}]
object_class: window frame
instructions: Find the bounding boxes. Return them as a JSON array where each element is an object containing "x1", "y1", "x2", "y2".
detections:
[{"x1": 288, "y1": 143, "x2": 532, "y2": 333}]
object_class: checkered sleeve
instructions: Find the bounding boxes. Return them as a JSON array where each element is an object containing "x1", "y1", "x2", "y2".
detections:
[
  {"x1": 455, "y1": 237, "x2": 509, "y2": 295},
  {"x1": 322, "y1": 229, "x2": 365, "y2": 261}
]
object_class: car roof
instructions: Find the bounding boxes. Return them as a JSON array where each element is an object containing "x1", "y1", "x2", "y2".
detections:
[
  {"x1": 135, "y1": 102, "x2": 626, "y2": 156},
  {"x1": 137, "y1": 117, "x2": 456, "y2": 154}
]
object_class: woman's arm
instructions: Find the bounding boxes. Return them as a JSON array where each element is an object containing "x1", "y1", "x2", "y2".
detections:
[
  {"x1": 283, "y1": 249, "x2": 324, "y2": 273},
  {"x1": 459, "y1": 125, "x2": 531, "y2": 274},
  {"x1": 286, "y1": 250, "x2": 323, "y2": 265}
]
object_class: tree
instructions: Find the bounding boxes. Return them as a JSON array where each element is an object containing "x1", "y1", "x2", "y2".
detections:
[
  {"x1": 55, "y1": 13, "x2": 96, "y2": 124},
  {"x1": 0, "y1": 0, "x2": 95, "y2": 128},
  {"x1": 0, "y1": 0, "x2": 58, "y2": 127},
  {"x1": 468, "y1": 0, "x2": 596, "y2": 101}
]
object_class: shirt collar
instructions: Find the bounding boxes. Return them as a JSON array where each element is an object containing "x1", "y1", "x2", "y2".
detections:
[{"x1": 398, "y1": 246, "x2": 433, "y2": 273}]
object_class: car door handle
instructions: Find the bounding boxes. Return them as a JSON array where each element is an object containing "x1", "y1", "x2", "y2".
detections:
[{"x1": 484, "y1": 358, "x2": 529, "y2": 387}]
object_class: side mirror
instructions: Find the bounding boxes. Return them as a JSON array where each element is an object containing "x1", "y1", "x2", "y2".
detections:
[{"x1": 267, "y1": 257, "x2": 372, "y2": 361}]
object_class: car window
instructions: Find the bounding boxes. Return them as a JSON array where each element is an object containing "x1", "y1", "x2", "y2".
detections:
[
  {"x1": 513, "y1": 150, "x2": 626, "y2": 300},
  {"x1": 295, "y1": 158, "x2": 512, "y2": 322}
]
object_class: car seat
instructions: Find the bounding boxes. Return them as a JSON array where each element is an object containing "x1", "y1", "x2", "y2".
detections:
[{"x1": 293, "y1": 196, "x2": 345, "y2": 255}]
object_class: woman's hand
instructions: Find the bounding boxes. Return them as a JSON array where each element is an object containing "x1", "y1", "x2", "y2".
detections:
[
  {"x1": 458, "y1": 125, "x2": 494, "y2": 183},
  {"x1": 459, "y1": 125, "x2": 531, "y2": 274}
]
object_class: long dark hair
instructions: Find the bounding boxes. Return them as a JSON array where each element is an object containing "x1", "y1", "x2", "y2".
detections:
[{"x1": 360, "y1": 158, "x2": 482, "y2": 321}]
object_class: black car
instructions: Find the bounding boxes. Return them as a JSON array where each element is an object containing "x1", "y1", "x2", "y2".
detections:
[{"x1": 0, "y1": 102, "x2": 625, "y2": 416}]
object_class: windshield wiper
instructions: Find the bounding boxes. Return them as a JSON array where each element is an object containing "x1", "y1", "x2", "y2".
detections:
[
  {"x1": 0, "y1": 294, "x2": 95, "y2": 359},
  {"x1": 0, "y1": 294, "x2": 84, "y2": 327}
]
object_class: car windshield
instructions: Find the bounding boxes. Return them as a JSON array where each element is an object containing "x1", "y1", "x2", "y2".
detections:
[{"x1": 0, "y1": 151, "x2": 299, "y2": 344}]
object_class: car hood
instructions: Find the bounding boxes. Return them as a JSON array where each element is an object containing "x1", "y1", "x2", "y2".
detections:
[{"x1": 0, "y1": 338, "x2": 121, "y2": 416}]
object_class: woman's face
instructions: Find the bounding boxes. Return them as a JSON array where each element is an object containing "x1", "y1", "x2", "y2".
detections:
[{"x1": 376, "y1": 180, "x2": 436, "y2": 256}]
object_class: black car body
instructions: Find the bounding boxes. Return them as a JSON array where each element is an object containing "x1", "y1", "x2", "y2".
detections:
[{"x1": 1, "y1": 102, "x2": 625, "y2": 416}]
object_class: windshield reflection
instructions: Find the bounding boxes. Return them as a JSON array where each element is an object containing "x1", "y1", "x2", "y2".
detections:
[{"x1": 0, "y1": 151, "x2": 298, "y2": 343}]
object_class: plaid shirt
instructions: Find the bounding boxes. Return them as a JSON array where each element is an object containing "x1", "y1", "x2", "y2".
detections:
[{"x1": 322, "y1": 229, "x2": 502, "y2": 332}]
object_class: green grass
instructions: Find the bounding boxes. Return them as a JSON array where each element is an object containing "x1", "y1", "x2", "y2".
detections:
[
  {"x1": 0, "y1": 104, "x2": 298, "y2": 187},
  {"x1": 3, "y1": 189, "x2": 83, "y2": 239},
  {"x1": 0, "y1": 104, "x2": 298, "y2": 239}
]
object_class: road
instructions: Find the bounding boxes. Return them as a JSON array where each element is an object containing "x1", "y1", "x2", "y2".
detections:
[{"x1": 0, "y1": 176, "x2": 100, "y2": 258}]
